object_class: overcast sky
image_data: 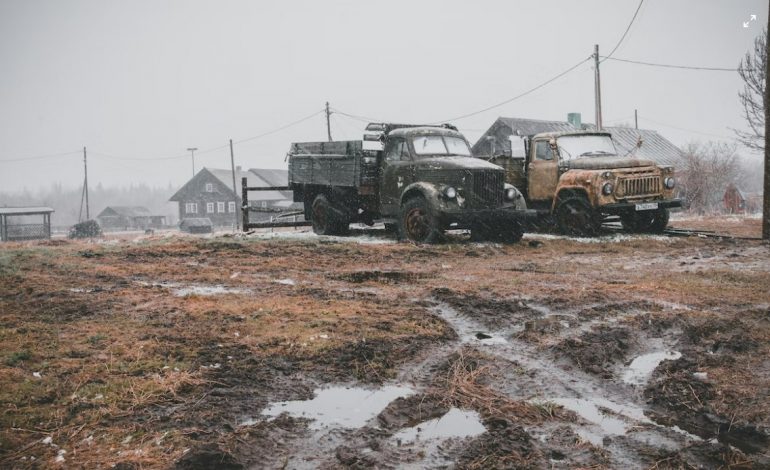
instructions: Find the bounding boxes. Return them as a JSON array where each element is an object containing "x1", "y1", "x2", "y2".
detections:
[{"x1": 0, "y1": 0, "x2": 766, "y2": 192}]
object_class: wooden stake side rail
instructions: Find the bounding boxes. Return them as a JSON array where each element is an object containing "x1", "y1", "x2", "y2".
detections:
[{"x1": 241, "y1": 178, "x2": 311, "y2": 230}]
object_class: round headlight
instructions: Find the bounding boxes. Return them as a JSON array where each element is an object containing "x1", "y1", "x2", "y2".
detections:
[
  {"x1": 444, "y1": 186, "x2": 457, "y2": 199},
  {"x1": 505, "y1": 187, "x2": 517, "y2": 201},
  {"x1": 664, "y1": 177, "x2": 676, "y2": 189},
  {"x1": 602, "y1": 182, "x2": 614, "y2": 195}
]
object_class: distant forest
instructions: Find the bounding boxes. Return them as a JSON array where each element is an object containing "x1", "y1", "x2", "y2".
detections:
[{"x1": 0, "y1": 182, "x2": 179, "y2": 230}]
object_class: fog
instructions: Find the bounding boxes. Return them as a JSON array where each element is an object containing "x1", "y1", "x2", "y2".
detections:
[{"x1": 0, "y1": 0, "x2": 765, "y2": 195}]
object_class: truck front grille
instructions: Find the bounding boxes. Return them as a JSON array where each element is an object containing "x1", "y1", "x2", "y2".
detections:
[
  {"x1": 621, "y1": 176, "x2": 660, "y2": 197},
  {"x1": 471, "y1": 171, "x2": 503, "y2": 207}
]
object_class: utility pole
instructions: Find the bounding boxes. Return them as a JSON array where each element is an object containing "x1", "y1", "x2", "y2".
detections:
[
  {"x1": 634, "y1": 109, "x2": 638, "y2": 130},
  {"x1": 83, "y1": 146, "x2": 90, "y2": 220},
  {"x1": 187, "y1": 147, "x2": 198, "y2": 177},
  {"x1": 325, "y1": 101, "x2": 332, "y2": 142},
  {"x1": 762, "y1": 2, "x2": 770, "y2": 240},
  {"x1": 229, "y1": 139, "x2": 239, "y2": 231},
  {"x1": 594, "y1": 44, "x2": 603, "y2": 131}
]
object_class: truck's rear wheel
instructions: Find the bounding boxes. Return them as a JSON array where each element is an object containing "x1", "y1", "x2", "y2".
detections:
[
  {"x1": 621, "y1": 208, "x2": 669, "y2": 233},
  {"x1": 556, "y1": 197, "x2": 601, "y2": 237},
  {"x1": 399, "y1": 197, "x2": 442, "y2": 244},
  {"x1": 311, "y1": 194, "x2": 348, "y2": 236}
]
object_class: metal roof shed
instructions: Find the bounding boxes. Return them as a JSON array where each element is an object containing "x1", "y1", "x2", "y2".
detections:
[{"x1": 0, "y1": 207, "x2": 55, "y2": 241}]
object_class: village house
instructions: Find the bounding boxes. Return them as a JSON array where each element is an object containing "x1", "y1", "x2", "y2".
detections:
[
  {"x1": 96, "y1": 206, "x2": 166, "y2": 231},
  {"x1": 169, "y1": 167, "x2": 294, "y2": 228}
]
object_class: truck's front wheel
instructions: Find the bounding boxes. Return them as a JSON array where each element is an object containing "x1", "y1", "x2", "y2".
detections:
[
  {"x1": 399, "y1": 197, "x2": 442, "y2": 244},
  {"x1": 311, "y1": 194, "x2": 348, "y2": 236},
  {"x1": 556, "y1": 197, "x2": 601, "y2": 237}
]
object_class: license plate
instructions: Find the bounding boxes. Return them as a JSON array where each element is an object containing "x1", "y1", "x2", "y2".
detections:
[{"x1": 635, "y1": 202, "x2": 659, "y2": 211}]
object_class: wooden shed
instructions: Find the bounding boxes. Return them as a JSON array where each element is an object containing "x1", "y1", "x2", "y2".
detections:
[{"x1": 0, "y1": 207, "x2": 55, "y2": 242}]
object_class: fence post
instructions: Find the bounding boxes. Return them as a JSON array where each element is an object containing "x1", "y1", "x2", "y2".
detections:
[{"x1": 241, "y1": 177, "x2": 248, "y2": 231}]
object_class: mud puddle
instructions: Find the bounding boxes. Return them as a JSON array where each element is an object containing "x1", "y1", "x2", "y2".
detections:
[
  {"x1": 393, "y1": 408, "x2": 486, "y2": 443},
  {"x1": 260, "y1": 385, "x2": 413, "y2": 429},
  {"x1": 622, "y1": 350, "x2": 681, "y2": 385},
  {"x1": 135, "y1": 280, "x2": 251, "y2": 296}
]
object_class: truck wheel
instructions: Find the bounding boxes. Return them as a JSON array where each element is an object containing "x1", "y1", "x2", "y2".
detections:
[
  {"x1": 622, "y1": 208, "x2": 669, "y2": 233},
  {"x1": 311, "y1": 194, "x2": 347, "y2": 236},
  {"x1": 399, "y1": 197, "x2": 442, "y2": 244},
  {"x1": 556, "y1": 197, "x2": 600, "y2": 237}
]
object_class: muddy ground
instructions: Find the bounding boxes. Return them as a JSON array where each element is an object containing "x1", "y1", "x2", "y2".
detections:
[{"x1": 1, "y1": 216, "x2": 769, "y2": 469}]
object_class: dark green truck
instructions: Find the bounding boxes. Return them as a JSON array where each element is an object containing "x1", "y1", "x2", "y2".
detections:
[{"x1": 288, "y1": 123, "x2": 535, "y2": 243}]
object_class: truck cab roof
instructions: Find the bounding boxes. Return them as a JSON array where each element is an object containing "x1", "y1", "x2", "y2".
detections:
[{"x1": 387, "y1": 126, "x2": 465, "y2": 139}]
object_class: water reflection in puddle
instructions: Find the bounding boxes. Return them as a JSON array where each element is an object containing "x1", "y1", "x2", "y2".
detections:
[
  {"x1": 393, "y1": 408, "x2": 486, "y2": 442},
  {"x1": 260, "y1": 385, "x2": 413, "y2": 430},
  {"x1": 623, "y1": 351, "x2": 681, "y2": 385}
]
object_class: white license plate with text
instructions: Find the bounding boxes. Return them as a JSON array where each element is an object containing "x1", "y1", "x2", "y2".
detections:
[{"x1": 635, "y1": 202, "x2": 659, "y2": 211}]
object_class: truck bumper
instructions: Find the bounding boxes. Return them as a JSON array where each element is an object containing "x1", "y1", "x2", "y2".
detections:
[
  {"x1": 601, "y1": 199, "x2": 683, "y2": 215},
  {"x1": 441, "y1": 207, "x2": 539, "y2": 228}
]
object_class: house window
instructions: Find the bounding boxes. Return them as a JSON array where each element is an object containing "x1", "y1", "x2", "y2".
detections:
[
  {"x1": 217, "y1": 202, "x2": 225, "y2": 213},
  {"x1": 205, "y1": 183, "x2": 213, "y2": 192},
  {"x1": 206, "y1": 202, "x2": 214, "y2": 213},
  {"x1": 185, "y1": 203, "x2": 198, "y2": 214},
  {"x1": 228, "y1": 202, "x2": 236, "y2": 213},
  {"x1": 261, "y1": 201, "x2": 267, "y2": 208}
]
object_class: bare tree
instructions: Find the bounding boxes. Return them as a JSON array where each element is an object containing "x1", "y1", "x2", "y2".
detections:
[
  {"x1": 679, "y1": 141, "x2": 740, "y2": 213},
  {"x1": 735, "y1": 28, "x2": 767, "y2": 151}
]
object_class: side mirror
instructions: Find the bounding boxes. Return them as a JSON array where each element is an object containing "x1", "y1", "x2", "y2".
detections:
[
  {"x1": 549, "y1": 138, "x2": 558, "y2": 150},
  {"x1": 509, "y1": 136, "x2": 526, "y2": 159}
]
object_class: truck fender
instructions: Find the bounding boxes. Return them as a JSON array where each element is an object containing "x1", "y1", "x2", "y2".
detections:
[
  {"x1": 399, "y1": 182, "x2": 443, "y2": 213},
  {"x1": 551, "y1": 186, "x2": 592, "y2": 212}
]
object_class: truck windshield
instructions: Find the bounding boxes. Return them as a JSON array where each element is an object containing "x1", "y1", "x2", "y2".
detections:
[
  {"x1": 557, "y1": 135, "x2": 617, "y2": 160},
  {"x1": 412, "y1": 135, "x2": 471, "y2": 157}
]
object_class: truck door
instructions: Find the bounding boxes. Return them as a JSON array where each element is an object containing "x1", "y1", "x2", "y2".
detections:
[
  {"x1": 379, "y1": 137, "x2": 412, "y2": 216},
  {"x1": 527, "y1": 139, "x2": 559, "y2": 201}
]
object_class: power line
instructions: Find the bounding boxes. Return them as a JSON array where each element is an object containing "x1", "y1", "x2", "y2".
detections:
[
  {"x1": 433, "y1": 56, "x2": 593, "y2": 123},
  {"x1": 638, "y1": 116, "x2": 733, "y2": 139},
  {"x1": 332, "y1": 108, "x2": 387, "y2": 124},
  {"x1": 602, "y1": 56, "x2": 740, "y2": 72},
  {"x1": 602, "y1": 0, "x2": 644, "y2": 62},
  {"x1": 0, "y1": 150, "x2": 81, "y2": 163},
  {"x1": 90, "y1": 108, "x2": 325, "y2": 162}
]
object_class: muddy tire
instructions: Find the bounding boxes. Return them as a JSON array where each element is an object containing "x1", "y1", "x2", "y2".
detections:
[
  {"x1": 399, "y1": 197, "x2": 442, "y2": 244},
  {"x1": 621, "y1": 208, "x2": 669, "y2": 234},
  {"x1": 311, "y1": 194, "x2": 348, "y2": 236},
  {"x1": 556, "y1": 197, "x2": 601, "y2": 237}
]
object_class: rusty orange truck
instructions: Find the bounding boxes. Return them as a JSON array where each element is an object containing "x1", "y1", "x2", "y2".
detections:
[{"x1": 489, "y1": 130, "x2": 682, "y2": 236}]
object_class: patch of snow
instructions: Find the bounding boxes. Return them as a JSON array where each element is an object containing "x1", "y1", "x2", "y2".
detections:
[{"x1": 274, "y1": 279, "x2": 296, "y2": 286}]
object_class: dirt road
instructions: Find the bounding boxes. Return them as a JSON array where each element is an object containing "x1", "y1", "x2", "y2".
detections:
[{"x1": 1, "y1": 217, "x2": 768, "y2": 468}]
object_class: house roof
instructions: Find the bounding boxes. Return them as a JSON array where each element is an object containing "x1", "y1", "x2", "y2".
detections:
[
  {"x1": 97, "y1": 206, "x2": 152, "y2": 218},
  {"x1": 169, "y1": 167, "x2": 293, "y2": 202},
  {"x1": 0, "y1": 206, "x2": 55, "y2": 216},
  {"x1": 472, "y1": 116, "x2": 684, "y2": 167}
]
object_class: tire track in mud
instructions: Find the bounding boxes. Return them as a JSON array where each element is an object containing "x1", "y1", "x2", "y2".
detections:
[{"x1": 420, "y1": 296, "x2": 715, "y2": 468}]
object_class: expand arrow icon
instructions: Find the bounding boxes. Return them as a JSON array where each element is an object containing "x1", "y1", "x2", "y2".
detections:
[
  {"x1": 751, "y1": 14, "x2": 757, "y2": 20},
  {"x1": 744, "y1": 21, "x2": 750, "y2": 28}
]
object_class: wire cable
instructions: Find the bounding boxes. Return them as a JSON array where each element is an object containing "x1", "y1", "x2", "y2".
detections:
[
  {"x1": 638, "y1": 116, "x2": 733, "y2": 139},
  {"x1": 89, "y1": 108, "x2": 325, "y2": 162},
  {"x1": 0, "y1": 150, "x2": 81, "y2": 163},
  {"x1": 602, "y1": 56, "x2": 740, "y2": 72},
  {"x1": 433, "y1": 56, "x2": 592, "y2": 123},
  {"x1": 602, "y1": 0, "x2": 644, "y2": 62}
]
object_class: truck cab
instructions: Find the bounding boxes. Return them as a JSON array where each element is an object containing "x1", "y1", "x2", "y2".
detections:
[{"x1": 504, "y1": 130, "x2": 682, "y2": 235}]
